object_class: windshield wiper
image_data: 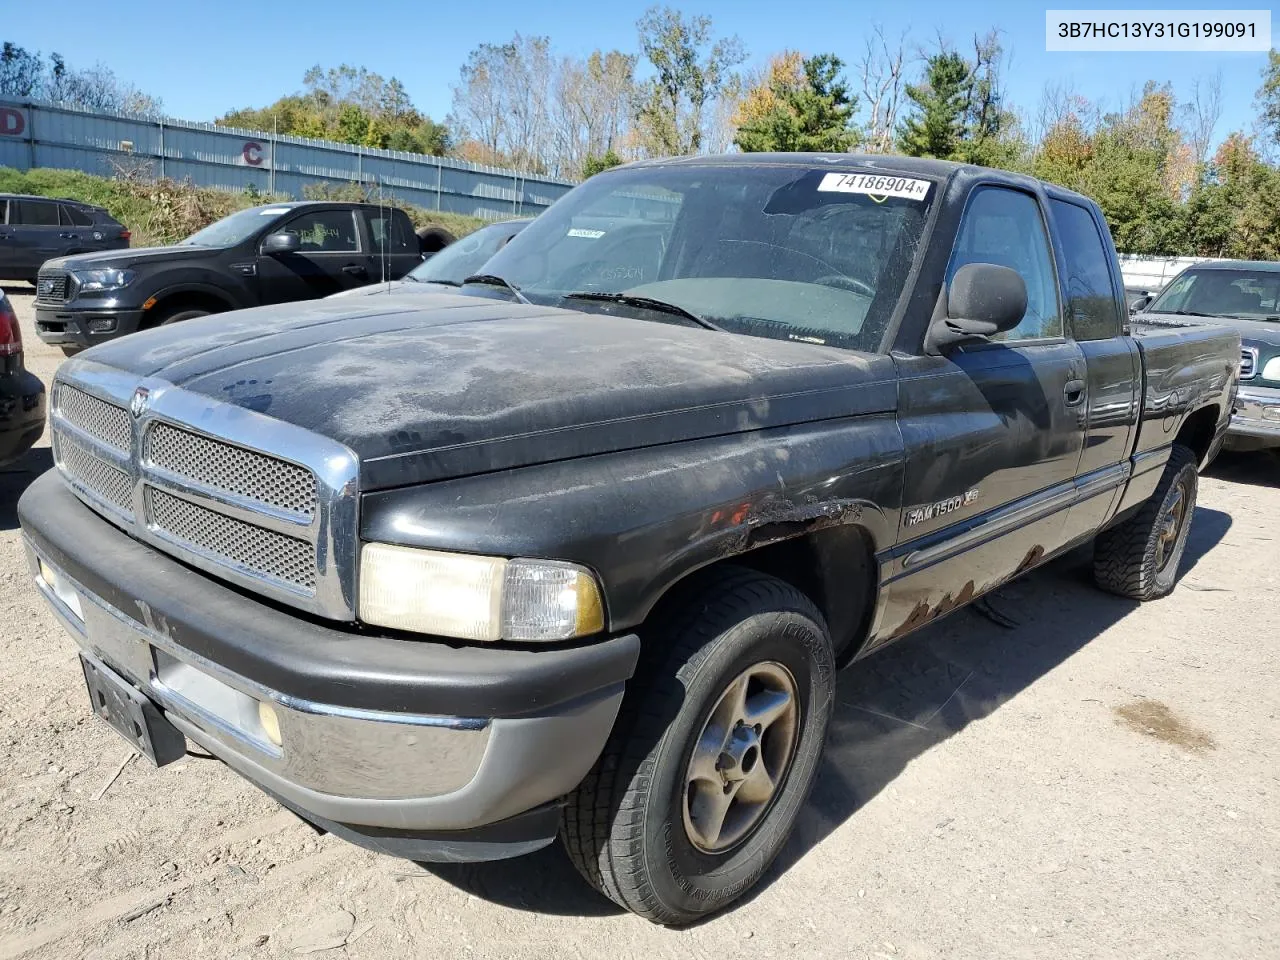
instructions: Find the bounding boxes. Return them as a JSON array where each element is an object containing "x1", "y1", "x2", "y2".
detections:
[
  {"x1": 562, "y1": 291, "x2": 724, "y2": 332},
  {"x1": 1167, "y1": 310, "x2": 1216, "y2": 317},
  {"x1": 463, "y1": 273, "x2": 530, "y2": 303}
]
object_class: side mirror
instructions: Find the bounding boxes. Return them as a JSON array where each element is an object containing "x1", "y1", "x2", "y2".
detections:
[
  {"x1": 1129, "y1": 294, "x2": 1152, "y2": 315},
  {"x1": 925, "y1": 262, "x2": 1028, "y2": 355},
  {"x1": 261, "y1": 231, "x2": 301, "y2": 255}
]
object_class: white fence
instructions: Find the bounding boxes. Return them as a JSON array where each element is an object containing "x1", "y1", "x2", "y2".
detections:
[{"x1": 1117, "y1": 254, "x2": 1224, "y2": 292}]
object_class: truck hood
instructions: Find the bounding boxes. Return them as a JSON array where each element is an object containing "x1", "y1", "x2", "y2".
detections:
[
  {"x1": 326, "y1": 279, "x2": 456, "y2": 299},
  {"x1": 46, "y1": 245, "x2": 215, "y2": 271},
  {"x1": 1136, "y1": 311, "x2": 1280, "y2": 348},
  {"x1": 79, "y1": 294, "x2": 897, "y2": 490}
]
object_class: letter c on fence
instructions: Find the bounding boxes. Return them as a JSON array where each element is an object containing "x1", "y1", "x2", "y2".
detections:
[
  {"x1": 0, "y1": 108, "x2": 25, "y2": 137},
  {"x1": 243, "y1": 141, "x2": 263, "y2": 166}
]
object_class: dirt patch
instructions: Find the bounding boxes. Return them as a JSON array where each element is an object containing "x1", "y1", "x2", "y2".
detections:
[{"x1": 1113, "y1": 698, "x2": 1216, "y2": 753}]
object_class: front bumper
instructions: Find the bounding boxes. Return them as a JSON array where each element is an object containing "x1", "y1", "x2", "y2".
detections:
[
  {"x1": 34, "y1": 303, "x2": 145, "y2": 347},
  {"x1": 0, "y1": 367, "x2": 46, "y2": 465},
  {"x1": 19, "y1": 473, "x2": 639, "y2": 859},
  {"x1": 1226, "y1": 385, "x2": 1280, "y2": 450}
]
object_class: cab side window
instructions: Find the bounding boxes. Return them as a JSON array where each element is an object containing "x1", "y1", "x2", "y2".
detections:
[
  {"x1": 1050, "y1": 199, "x2": 1122, "y2": 340},
  {"x1": 281, "y1": 210, "x2": 360, "y2": 253},
  {"x1": 947, "y1": 187, "x2": 1062, "y2": 341},
  {"x1": 369, "y1": 211, "x2": 414, "y2": 254}
]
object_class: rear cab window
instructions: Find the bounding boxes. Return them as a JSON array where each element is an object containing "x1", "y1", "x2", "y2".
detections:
[
  {"x1": 60, "y1": 204, "x2": 95, "y2": 228},
  {"x1": 368, "y1": 209, "x2": 414, "y2": 254},
  {"x1": 1049, "y1": 199, "x2": 1122, "y2": 340}
]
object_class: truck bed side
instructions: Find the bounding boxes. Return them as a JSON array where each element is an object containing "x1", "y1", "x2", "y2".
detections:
[{"x1": 1113, "y1": 321, "x2": 1239, "y2": 517}]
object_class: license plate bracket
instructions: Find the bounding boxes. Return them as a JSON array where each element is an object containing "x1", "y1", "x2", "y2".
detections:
[{"x1": 80, "y1": 652, "x2": 186, "y2": 767}]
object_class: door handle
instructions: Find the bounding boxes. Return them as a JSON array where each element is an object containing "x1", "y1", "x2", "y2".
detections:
[
  {"x1": 1063, "y1": 379, "x2": 1086, "y2": 407},
  {"x1": 58, "y1": 232, "x2": 79, "y2": 239},
  {"x1": 342, "y1": 264, "x2": 368, "y2": 278}
]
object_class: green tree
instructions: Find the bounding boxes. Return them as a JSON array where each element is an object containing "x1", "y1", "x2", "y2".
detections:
[
  {"x1": 897, "y1": 34, "x2": 1021, "y2": 165},
  {"x1": 216, "y1": 65, "x2": 450, "y2": 157},
  {"x1": 582, "y1": 149, "x2": 624, "y2": 177},
  {"x1": 634, "y1": 6, "x2": 745, "y2": 155},
  {"x1": 896, "y1": 50, "x2": 970, "y2": 158},
  {"x1": 733, "y1": 53, "x2": 858, "y2": 153},
  {"x1": 1257, "y1": 49, "x2": 1280, "y2": 150}
]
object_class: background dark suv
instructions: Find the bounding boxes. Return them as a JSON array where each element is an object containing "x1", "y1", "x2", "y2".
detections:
[{"x1": 0, "y1": 195, "x2": 130, "y2": 283}]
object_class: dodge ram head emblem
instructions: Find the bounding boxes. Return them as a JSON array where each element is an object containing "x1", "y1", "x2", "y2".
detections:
[{"x1": 129, "y1": 387, "x2": 150, "y2": 418}]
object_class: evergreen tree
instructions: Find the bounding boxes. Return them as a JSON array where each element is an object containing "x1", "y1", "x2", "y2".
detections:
[{"x1": 734, "y1": 53, "x2": 858, "y2": 153}]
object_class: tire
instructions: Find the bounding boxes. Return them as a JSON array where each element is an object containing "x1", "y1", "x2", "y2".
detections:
[
  {"x1": 1094, "y1": 444, "x2": 1198, "y2": 600},
  {"x1": 416, "y1": 226, "x2": 456, "y2": 256},
  {"x1": 154, "y1": 307, "x2": 210, "y2": 327},
  {"x1": 561, "y1": 567, "x2": 836, "y2": 924}
]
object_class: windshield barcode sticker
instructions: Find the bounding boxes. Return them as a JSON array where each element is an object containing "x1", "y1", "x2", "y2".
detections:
[
  {"x1": 817, "y1": 173, "x2": 931, "y2": 201},
  {"x1": 567, "y1": 228, "x2": 605, "y2": 238}
]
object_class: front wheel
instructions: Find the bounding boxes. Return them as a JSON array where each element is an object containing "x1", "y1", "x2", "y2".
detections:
[
  {"x1": 157, "y1": 307, "x2": 210, "y2": 326},
  {"x1": 1094, "y1": 443, "x2": 1198, "y2": 600},
  {"x1": 561, "y1": 568, "x2": 835, "y2": 924}
]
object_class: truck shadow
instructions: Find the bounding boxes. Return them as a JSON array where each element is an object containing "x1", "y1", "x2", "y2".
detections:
[
  {"x1": 417, "y1": 505, "x2": 1232, "y2": 921},
  {"x1": 1205, "y1": 450, "x2": 1278, "y2": 488},
  {"x1": 0, "y1": 446, "x2": 52, "y2": 531}
]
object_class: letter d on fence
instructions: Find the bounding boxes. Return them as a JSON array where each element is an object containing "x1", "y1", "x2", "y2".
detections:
[{"x1": 0, "y1": 108, "x2": 26, "y2": 137}]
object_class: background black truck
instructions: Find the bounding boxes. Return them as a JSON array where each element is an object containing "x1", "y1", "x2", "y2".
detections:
[
  {"x1": 20, "y1": 154, "x2": 1237, "y2": 924},
  {"x1": 31, "y1": 200, "x2": 421, "y2": 352}
]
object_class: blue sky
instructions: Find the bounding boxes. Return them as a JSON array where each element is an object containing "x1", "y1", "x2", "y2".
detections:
[{"x1": 4, "y1": 0, "x2": 1275, "y2": 147}]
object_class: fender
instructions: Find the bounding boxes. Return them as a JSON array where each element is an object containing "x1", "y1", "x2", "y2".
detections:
[
  {"x1": 360, "y1": 416, "x2": 906, "y2": 633},
  {"x1": 144, "y1": 279, "x2": 251, "y2": 314}
]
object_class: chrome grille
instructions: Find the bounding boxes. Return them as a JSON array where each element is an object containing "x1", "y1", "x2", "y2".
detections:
[
  {"x1": 53, "y1": 384, "x2": 132, "y2": 451},
  {"x1": 53, "y1": 432, "x2": 133, "y2": 511},
  {"x1": 147, "y1": 488, "x2": 317, "y2": 590},
  {"x1": 48, "y1": 362, "x2": 359, "y2": 619},
  {"x1": 1241, "y1": 348, "x2": 1258, "y2": 380},
  {"x1": 146, "y1": 422, "x2": 317, "y2": 516},
  {"x1": 35, "y1": 272, "x2": 70, "y2": 303}
]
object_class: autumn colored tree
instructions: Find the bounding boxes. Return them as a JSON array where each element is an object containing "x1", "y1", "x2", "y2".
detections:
[{"x1": 733, "y1": 52, "x2": 859, "y2": 153}]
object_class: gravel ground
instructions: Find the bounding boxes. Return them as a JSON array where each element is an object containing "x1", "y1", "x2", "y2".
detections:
[{"x1": 0, "y1": 286, "x2": 1277, "y2": 960}]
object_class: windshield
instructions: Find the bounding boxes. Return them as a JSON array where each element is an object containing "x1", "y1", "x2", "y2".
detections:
[
  {"x1": 181, "y1": 205, "x2": 294, "y2": 247},
  {"x1": 409, "y1": 220, "x2": 528, "y2": 284},
  {"x1": 480, "y1": 163, "x2": 936, "y2": 352},
  {"x1": 1147, "y1": 268, "x2": 1280, "y2": 320}
]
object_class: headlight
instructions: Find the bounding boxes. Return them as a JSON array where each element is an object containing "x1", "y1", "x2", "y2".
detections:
[
  {"x1": 358, "y1": 544, "x2": 605, "y2": 642},
  {"x1": 1262, "y1": 357, "x2": 1280, "y2": 382},
  {"x1": 70, "y1": 268, "x2": 134, "y2": 293}
]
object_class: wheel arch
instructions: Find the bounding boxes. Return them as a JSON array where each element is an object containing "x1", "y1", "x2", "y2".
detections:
[
  {"x1": 140, "y1": 285, "x2": 238, "y2": 328},
  {"x1": 640, "y1": 522, "x2": 882, "y2": 667},
  {"x1": 1174, "y1": 402, "x2": 1221, "y2": 469}
]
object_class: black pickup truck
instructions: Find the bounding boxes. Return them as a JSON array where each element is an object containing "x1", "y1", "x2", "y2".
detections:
[
  {"x1": 32, "y1": 201, "x2": 421, "y2": 353},
  {"x1": 19, "y1": 155, "x2": 1237, "y2": 924}
]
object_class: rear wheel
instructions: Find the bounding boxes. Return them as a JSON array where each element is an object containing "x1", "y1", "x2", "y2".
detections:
[
  {"x1": 561, "y1": 568, "x2": 835, "y2": 924},
  {"x1": 416, "y1": 226, "x2": 456, "y2": 256},
  {"x1": 1094, "y1": 444, "x2": 1198, "y2": 600}
]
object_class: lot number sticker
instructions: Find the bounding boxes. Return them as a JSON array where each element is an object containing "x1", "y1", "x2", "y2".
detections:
[{"x1": 817, "y1": 172, "x2": 931, "y2": 202}]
